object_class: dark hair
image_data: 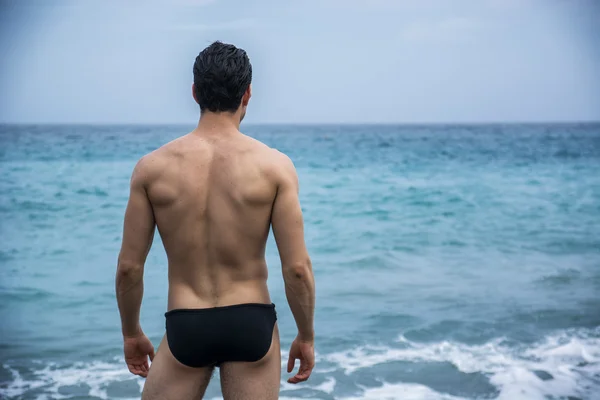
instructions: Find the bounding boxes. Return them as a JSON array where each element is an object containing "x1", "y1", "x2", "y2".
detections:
[{"x1": 193, "y1": 41, "x2": 252, "y2": 113}]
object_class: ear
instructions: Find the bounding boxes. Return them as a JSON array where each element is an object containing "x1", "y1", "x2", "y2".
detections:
[
  {"x1": 192, "y1": 83, "x2": 199, "y2": 104},
  {"x1": 242, "y1": 84, "x2": 252, "y2": 107}
]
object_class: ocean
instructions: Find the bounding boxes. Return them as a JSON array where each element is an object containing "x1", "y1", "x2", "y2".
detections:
[{"x1": 0, "y1": 123, "x2": 599, "y2": 400}]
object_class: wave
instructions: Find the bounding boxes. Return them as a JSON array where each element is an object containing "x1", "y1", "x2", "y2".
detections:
[
  {"x1": 75, "y1": 188, "x2": 109, "y2": 197},
  {"x1": 1, "y1": 358, "x2": 144, "y2": 400},
  {"x1": 0, "y1": 287, "x2": 54, "y2": 302},
  {"x1": 1, "y1": 328, "x2": 599, "y2": 399},
  {"x1": 325, "y1": 327, "x2": 600, "y2": 400},
  {"x1": 340, "y1": 382, "x2": 465, "y2": 400}
]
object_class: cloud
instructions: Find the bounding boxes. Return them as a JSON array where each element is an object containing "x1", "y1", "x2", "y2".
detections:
[
  {"x1": 486, "y1": 0, "x2": 535, "y2": 10},
  {"x1": 401, "y1": 17, "x2": 484, "y2": 43},
  {"x1": 125, "y1": 0, "x2": 217, "y2": 6},
  {"x1": 167, "y1": 18, "x2": 257, "y2": 32},
  {"x1": 169, "y1": 0, "x2": 218, "y2": 5}
]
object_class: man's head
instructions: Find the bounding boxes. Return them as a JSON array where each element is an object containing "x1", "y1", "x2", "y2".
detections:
[{"x1": 192, "y1": 41, "x2": 252, "y2": 120}]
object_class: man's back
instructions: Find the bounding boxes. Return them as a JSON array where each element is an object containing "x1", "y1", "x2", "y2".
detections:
[
  {"x1": 115, "y1": 41, "x2": 315, "y2": 400},
  {"x1": 144, "y1": 131, "x2": 279, "y2": 309}
]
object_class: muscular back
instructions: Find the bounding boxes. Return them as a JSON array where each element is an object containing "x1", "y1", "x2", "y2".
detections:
[{"x1": 141, "y1": 132, "x2": 281, "y2": 309}]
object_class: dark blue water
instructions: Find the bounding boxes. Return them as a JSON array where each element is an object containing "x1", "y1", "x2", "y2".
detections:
[{"x1": 1, "y1": 123, "x2": 599, "y2": 399}]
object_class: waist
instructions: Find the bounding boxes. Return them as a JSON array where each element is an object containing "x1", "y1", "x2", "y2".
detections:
[
  {"x1": 165, "y1": 302, "x2": 276, "y2": 317},
  {"x1": 167, "y1": 278, "x2": 271, "y2": 311}
]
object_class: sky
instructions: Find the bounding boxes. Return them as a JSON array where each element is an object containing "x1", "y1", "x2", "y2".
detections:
[{"x1": 0, "y1": 0, "x2": 599, "y2": 124}]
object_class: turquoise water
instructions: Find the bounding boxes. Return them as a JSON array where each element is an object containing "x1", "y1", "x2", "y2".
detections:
[{"x1": 1, "y1": 123, "x2": 599, "y2": 400}]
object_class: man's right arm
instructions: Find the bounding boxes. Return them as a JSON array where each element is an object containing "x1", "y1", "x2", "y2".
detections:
[{"x1": 270, "y1": 152, "x2": 316, "y2": 383}]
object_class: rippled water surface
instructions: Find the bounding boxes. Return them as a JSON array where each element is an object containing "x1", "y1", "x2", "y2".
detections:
[{"x1": 1, "y1": 123, "x2": 599, "y2": 399}]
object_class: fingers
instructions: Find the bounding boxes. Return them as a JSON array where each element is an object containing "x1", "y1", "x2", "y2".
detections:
[
  {"x1": 287, "y1": 371, "x2": 309, "y2": 384},
  {"x1": 127, "y1": 363, "x2": 149, "y2": 378},
  {"x1": 127, "y1": 362, "x2": 150, "y2": 378},
  {"x1": 287, "y1": 358, "x2": 314, "y2": 384},
  {"x1": 287, "y1": 355, "x2": 295, "y2": 373}
]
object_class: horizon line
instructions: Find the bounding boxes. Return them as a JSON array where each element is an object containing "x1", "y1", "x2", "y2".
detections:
[{"x1": 1, "y1": 120, "x2": 599, "y2": 127}]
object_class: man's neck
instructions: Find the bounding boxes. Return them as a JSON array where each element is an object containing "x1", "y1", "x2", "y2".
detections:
[{"x1": 195, "y1": 111, "x2": 241, "y2": 134}]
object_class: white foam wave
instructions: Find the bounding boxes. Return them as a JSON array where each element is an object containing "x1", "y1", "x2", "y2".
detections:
[
  {"x1": 211, "y1": 397, "x2": 308, "y2": 400},
  {"x1": 0, "y1": 360, "x2": 143, "y2": 400},
  {"x1": 313, "y1": 376, "x2": 336, "y2": 394},
  {"x1": 341, "y1": 382, "x2": 466, "y2": 400},
  {"x1": 325, "y1": 327, "x2": 600, "y2": 400},
  {"x1": 2, "y1": 328, "x2": 599, "y2": 399},
  {"x1": 279, "y1": 375, "x2": 336, "y2": 396}
]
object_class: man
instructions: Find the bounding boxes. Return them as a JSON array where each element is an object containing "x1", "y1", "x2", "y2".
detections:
[{"x1": 115, "y1": 41, "x2": 316, "y2": 399}]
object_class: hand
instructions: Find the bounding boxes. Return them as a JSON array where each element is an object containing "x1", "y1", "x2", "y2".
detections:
[
  {"x1": 123, "y1": 333, "x2": 155, "y2": 378},
  {"x1": 287, "y1": 336, "x2": 315, "y2": 384}
]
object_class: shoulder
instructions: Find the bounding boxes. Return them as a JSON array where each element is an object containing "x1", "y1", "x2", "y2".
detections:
[
  {"x1": 239, "y1": 133, "x2": 298, "y2": 186},
  {"x1": 131, "y1": 147, "x2": 170, "y2": 187},
  {"x1": 271, "y1": 149, "x2": 296, "y2": 174},
  {"x1": 240, "y1": 133, "x2": 296, "y2": 173},
  {"x1": 264, "y1": 148, "x2": 298, "y2": 186}
]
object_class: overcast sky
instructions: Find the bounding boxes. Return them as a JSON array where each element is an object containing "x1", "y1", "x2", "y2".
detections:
[{"x1": 0, "y1": 0, "x2": 599, "y2": 124}]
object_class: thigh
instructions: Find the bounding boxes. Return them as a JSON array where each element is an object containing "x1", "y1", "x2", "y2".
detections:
[
  {"x1": 142, "y1": 335, "x2": 214, "y2": 400},
  {"x1": 219, "y1": 324, "x2": 281, "y2": 400}
]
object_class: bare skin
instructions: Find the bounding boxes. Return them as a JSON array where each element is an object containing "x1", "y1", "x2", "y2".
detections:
[{"x1": 115, "y1": 85, "x2": 316, "y2": 399}]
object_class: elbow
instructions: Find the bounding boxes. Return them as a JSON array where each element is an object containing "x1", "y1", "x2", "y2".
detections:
[
  {"x1": 283, "y1": 259, "x2": 313, "y2": 281},
  {"x1": 116, "y1": 259, "x2": 143, "y2": 284}
]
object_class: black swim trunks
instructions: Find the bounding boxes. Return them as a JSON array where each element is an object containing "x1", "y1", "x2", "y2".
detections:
[{"x1": 165, "y1": 303, "x2": 277, "y2": 368}]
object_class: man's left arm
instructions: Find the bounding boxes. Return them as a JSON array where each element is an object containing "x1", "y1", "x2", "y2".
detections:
[{"x1": 116, "y1": 158, "x2": 156, "y2": 377}]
